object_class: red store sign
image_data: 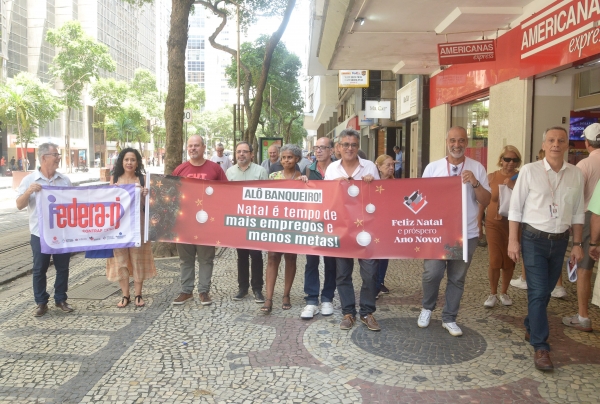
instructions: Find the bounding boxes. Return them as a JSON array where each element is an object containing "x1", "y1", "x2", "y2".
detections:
[
  {"x1": 437, "y1": 40, "x2": 496, "y2": 65},
  {"x1": 520, "y1": 0, "x2": 600, "y2": 77}
]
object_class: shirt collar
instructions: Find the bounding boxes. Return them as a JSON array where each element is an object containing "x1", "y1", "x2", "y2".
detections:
[
  {"x1": 33, "y1": 168, "x2": 63, "y2": 182},
  {"x1": 542, "y1": 157, "x2": 567, "y2": 172}
]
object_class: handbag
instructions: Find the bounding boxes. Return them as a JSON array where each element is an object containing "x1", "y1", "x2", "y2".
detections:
[
  {"x1": 85, "y1": 249, "x2": 114, "y2": 259},
  {"x1": 497, "y1": 184, "x2": 512, "y2": 217}
]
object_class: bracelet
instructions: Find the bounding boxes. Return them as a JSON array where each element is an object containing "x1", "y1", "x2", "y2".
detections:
[
  {"x1": 573, "y1": 242, "x2": 583, "y2": 247},
  {"x1": 590, "y1": 242, "x2": 598, "y2": 247},
  {"x1": 472, "y1": 180, "x2": 480, "y2": 188}
]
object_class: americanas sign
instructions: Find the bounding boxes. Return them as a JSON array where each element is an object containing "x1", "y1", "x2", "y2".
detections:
[
  {"x1": 520, "y1": 0, "x2": 600, "y2": 78},
  {"x1": 437, "y1": 40, "x2": 496, "y2": 65}
]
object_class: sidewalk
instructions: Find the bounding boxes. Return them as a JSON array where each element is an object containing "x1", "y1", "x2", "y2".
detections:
[{"x1": 0, "y1": 246, "x2": 599, "y2": 403}]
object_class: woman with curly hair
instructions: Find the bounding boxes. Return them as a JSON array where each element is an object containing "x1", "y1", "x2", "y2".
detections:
[{"x1": 107, "y1": 148, "x2": 156, "y2": 308}]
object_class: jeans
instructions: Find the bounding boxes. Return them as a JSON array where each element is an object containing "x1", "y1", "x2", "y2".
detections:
[
  {"x1": 236, "y1": 248, "x2": 264, "y2": 292},
  {"x1": 304, "y1": 254, "x2": 336, "y2": 305},
  {"x1": 394, "y1": 168, "x2": 402, "y2": 178},
  {"x1": 521, "y1": 228, "x2": 568, "y2": 351},
  {"x1": 422, "y1": 237, "x2": 478, "y2": 323},
  {"x1": 377, "y1": 259, "x2": 389, "y2": 292},
  {"x1": 177, "y1": 243, "x2": 215, "y2": 294},
  {"x1": 335, "y1": 258, "x2": 378, "y2": 317},
  {"x1": 31, "y1": 235, "x2": 71, "y2": 304}
]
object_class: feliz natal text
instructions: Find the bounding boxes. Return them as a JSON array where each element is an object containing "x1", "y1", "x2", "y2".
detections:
[{"x1": 242, "y1": 187, "x2": 323, "y2": 203}]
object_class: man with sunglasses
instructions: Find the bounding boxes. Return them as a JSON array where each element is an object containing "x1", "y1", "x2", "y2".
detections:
[
  {"x1": 16, "y1": 143, "x2": 74, "y2": 317},
  {"x1": 226, "y1": 142, "x2": 269, "y2": 303},
  {"x1": 418, "y1": 126, "x2": 491, "y2": 337},
  {"x1": 324, "y1": 129, "x2": 381, "y2": 331},
  {"x1": 300, "y1": 137, "x2": 337, "y2": 319},
  {"x1": 508, "y1": 126, "x2": 584, "y2": 371}
]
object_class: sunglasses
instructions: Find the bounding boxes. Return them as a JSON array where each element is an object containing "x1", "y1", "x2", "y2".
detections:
[{"x1": 502, "y1": 157, "x2": 520, "y2": 163}]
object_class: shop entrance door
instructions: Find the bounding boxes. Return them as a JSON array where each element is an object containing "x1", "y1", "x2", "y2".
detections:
[{"x1": 410, "y1": 121, "x2": 419, "y2": 178}]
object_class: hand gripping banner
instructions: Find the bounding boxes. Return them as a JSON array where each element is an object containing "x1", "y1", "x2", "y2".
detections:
[{"x1": 147, "y1": 174, "x2": 466, "y2": 260}]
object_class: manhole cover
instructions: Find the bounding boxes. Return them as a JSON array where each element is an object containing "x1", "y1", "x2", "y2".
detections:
[
  {"x1": 351, "y1": 317, "x2": 487, "y2": 365},
  {"x1": 68, "y1": 276, "x2": 121, "y2": 300}
]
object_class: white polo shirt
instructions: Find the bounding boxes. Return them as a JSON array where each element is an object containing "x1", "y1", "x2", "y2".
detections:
[
  {"x1": 324, "y1": 157, "x2": 380, "y2": 180},
  {"x1": 17, "y1": 169, "x2": 72, "y2": 237},
  {"x1": 422, "y1": 156, "x2": 490, "y2": 239}
]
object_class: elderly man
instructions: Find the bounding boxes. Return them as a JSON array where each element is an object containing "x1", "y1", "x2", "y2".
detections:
[
  {"x1": 172, "y1": 135, "x2": 227, "y2": 306},
  {"x1": 418, "y1": 126, "x2": 491, "y2": 336},
  {"x1": 508, "y1": 126, "x2": 584, "y2": 371},
  {"x1": 324, "y1": 129, "x2": 381, "y2": 331},
  {"x1": 563, "y1": 123, "x2": 600, "y2": 332},
  {"x1": 300, "y1": 137, "x2": 337, "y2": 319},
  {"x1": 227, "y1": 142, "x2": 268, "y2": 302},
  {"x1": 17, "y1": 143, "x2": 73, "y2": 317},
  {"x1": 210, "y1": 142, "x2": 232, "y2": 173},
  {"x1": 261, "y1": 144, "x2": 280, "y2": 172}
]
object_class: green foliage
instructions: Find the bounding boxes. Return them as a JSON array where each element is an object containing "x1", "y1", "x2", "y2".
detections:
[
  {"x1": 190, "y1": 106, "x2": 234, "y2": 148},
  {"x1": 185, "y1": 83, "x2": 206, "y2": 111},
  {"x1": 90, "y1": 78, "x2": 129, "y2": 120},
  {"x1": 46, "y1": 21, "x2": 116, "y2": 109},
  {"x1": 0, "y1": 72, "x2": 63, "y2": 145},
  {"x1": 105, "y1": 101, "x2": 147, "y2": 151}
]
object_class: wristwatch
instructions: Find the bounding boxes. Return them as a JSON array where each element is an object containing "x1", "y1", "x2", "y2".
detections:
[
  {"x1": 472, "y1": 180, "x2": 480, "y2": 188},
  {"x1": 573, "y1": 242, "x2": 583, "y2": 247},
  {"x1": 590, "y1": 241, "x2": 598, "y2": 247}
]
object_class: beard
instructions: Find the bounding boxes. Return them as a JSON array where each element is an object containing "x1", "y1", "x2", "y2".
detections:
[{"x1": 447, "y1": 146, "x2": 465, "y2": 159}]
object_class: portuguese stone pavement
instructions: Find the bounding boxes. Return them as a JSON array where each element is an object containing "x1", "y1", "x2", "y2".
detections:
[{"x1": 1, "y1": 245, "x2": 600, "y2": 403}]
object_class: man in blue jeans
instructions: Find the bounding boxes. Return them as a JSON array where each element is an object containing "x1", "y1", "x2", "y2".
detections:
[
  {"x1": 17, "y1": 143, "x2": 74, "y2": 317},
  {"x1": 324, "y1": 129, "x2": 381, "y2": 331},
  {"x1": 300, "y1": 137, "x2": 337, "y2": 319},
  {"x1": 508, "y1": 126, "x2": 584, "y2": 371}
]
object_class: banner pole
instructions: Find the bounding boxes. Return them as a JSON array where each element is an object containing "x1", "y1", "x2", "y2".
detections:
[
  {"x1": 462, "y1": 183, "x2": 468, "y2": 262},
  {"x1": 144, "y1": 172, "x2": 150, "y2": 243}
]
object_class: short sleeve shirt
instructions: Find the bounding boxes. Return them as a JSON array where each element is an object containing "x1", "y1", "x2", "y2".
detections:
[
  {"x1": 226, "y1": 163, "x2": 269, "y2": 181},
  {"x1": 172, "y1": 160, "x2": 227, "y2": 181}
]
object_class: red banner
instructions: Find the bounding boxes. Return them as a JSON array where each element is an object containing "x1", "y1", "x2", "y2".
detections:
[
  {"x1": 437, "y1": 40, "x2": 496, "y2": 65},
  {"x1": 147, "y1": 174, "x2": 465, "y2": 260}
]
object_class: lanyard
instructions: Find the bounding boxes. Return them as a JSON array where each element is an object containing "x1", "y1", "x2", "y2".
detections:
[
  {"x1": 545, "y1": 166, "x2": 565, "y2": 205},
  {"x1": 446, "y1": 158, "x2": 465, "y2": 177}
]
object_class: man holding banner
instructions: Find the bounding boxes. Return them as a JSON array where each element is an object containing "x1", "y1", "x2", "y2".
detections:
[
  {"x1": 226, "y1": 141, "x2": 269, "y2": 303},
  {"x1": 324, "y1": 129, "x2": 381, "y2": 331},
  {"x1": 418, "y1": 126, "x2": 491, "y2": 337},
  {"x1": 16, "y1": 143, "x2": 74, "y2": 317},
  {"x1": 172, "y1": 135, "x2": 227, "y2": 306}
]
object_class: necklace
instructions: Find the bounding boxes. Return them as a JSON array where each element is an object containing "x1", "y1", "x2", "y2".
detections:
[{"x1": 284, "y1": 171, "x2": 297, "y2": 180}]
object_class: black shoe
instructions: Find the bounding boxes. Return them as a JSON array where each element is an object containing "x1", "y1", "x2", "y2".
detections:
[
  {"x1": 253, "y1": 290, "x2": 265, "y2": 303},
  {"x1": 233, "y1": 290, "x2": 248, "y2": 301}
]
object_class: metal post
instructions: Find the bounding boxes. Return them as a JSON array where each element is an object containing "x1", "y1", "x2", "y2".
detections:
[
  {"x1": 236, "y1": 4, "x2": 241, "y2": 141},
  {"x1": 233, "y1": 104, "x2": 237, "y2": 164},
  {"x1": 184, "y1": 122, "x2": 187, "y2": 161}
]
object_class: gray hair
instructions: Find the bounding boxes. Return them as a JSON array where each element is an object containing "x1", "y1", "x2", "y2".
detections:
[
  {"x1": 188, "y1": 134, "x2": 205, "y2": 146},
  {"x1": 216, "y1": 143, "x2": 224, "y2": 149},
  {"x1": 542, "y1": 126, "x2": 567, "y2": 141},
  {"x1": 446, "y1": 126, "x2": 467, "y2": 138},
  {"x1": 38, "y1": 143, "x2": 59, "y2": 159},
  {"x1": 588, "y1": 139, "x2": 600, "y2": 149},
  {"x1": 280, "y1": 144, "x2": 302, "y2": 160},
  {"x1": 338, "y1": 129, "x2": 360, "y2": 142}
]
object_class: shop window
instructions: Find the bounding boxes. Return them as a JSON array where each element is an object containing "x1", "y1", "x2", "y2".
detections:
[
  {"x1": 451, "y1": 97, "x2": 489, "y2": 167},
  {"x1": 578, "y1": 67, "x2": 600, "y2": 97}
]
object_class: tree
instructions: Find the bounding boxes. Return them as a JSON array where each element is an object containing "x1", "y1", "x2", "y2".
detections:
[
  {"x1": 46, "y1": 21, "x2": 116, "y2": 172},
  {"x1": 191, "y1": 106, "x2": 233, "y2": 149},
  {"x1": 152, "y1": 125, "x2": 166, "y2": 165},
  {"x1": 105, "y1": 102, "x2": 147, "y2": 152},
  {"x1": 185, "y1": 83, "x2": 206, "y2": 111},
  {"x1": 0, "y1": 72, "x2": 63, "y2": 169}
]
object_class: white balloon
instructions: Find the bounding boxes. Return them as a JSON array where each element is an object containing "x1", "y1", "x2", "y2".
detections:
[
  {"x1": 356, "y1": 231, "x2": 371, "y2": 247},
  {"x1": 348, "y1": 185, "x2": 360, "y2": 197},
  {"x1": 366, "y1": 203, "x2": 376, "y2": 213},
  {"x1": 205, "y1": 186, "x2": 214, "y2": 196},
  {"x1": 196, "y1": 210, "x2": 208, "y2": 224}
]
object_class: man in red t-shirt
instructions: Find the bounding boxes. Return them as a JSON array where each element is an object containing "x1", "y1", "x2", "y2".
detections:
[{"x1": 172, "y1": 135, "x2": 227, "y2": 306}]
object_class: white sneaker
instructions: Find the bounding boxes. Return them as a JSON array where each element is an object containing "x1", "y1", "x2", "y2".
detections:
[
  {"x1": 442, "y1": 322, "x2": 463, "y2": 336},
  {"x1": 417, "y1": 308, "x2": 432, "y2": 328},
  {"x1": 510, "y1": 276, "x2": 528, "y2": 290},
  {"x1": 498, "y1": 293, "x2": 513, "y2": 306},
  {"x1": 551, "y1": 286, "x2": 567, "y2": 298},
  {"x1": 484, "y1": 294, "x2": 497, "y2": 308},
  {"x1": 300, "y1": 304, "x2": 319, "y2": 319},
  {"x1": 320, "y1": 302, "x2": 333, "y2": 316}
]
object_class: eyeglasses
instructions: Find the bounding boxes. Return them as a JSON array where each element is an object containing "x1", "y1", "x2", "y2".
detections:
[
  {"x1": 340, "y1": 143, "x2": 359, "y2": 149},
  {"x1": 502, "y1": 157, "x2": 520, "y2": 163},
  {"x1": 236, "y1": 150, "x2": 250, "y2": 154},
  {"x1": 44, "y1": 153, "x2": 61, "y2": 158},
  {"x1": 451, "y1": 165, "x2": 459, "y2": 176},
  {"x1": 314, "y1": 146, "x2": 330, "y2": 151}
]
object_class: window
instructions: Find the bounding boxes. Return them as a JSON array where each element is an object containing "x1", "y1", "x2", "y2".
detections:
[
  {"x1": 451, "y1": 97, "x2": 489, "y2": 167},
  {"x1": 579, "y1": 66, "x2": 600, "y2": 97}
]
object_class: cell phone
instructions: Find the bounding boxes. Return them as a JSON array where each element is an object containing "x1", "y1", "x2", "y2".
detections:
[{"x1": 510, "y1": 173, "x2": 519, "y2": 181}]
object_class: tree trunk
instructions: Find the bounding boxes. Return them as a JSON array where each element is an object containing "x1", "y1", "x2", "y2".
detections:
[
  {"x1": 246, "y1": 0, "x2": 297, "y2": 148},
  {"x1": 66, "y1": 107, "x2": 72, "y2": 173},
  {"x1": 153, "y1": 0, "x2": 194, "y2": 258}
]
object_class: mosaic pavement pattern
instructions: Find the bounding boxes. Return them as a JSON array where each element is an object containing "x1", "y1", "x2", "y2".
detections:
[{"x1": 0, "y1": 247, "x2": 599, "y2": 403}]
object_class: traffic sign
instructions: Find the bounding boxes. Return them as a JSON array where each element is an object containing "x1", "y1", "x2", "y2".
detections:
[{"x1": 183, "y1": 109, "x2": 192, "y2": 122}]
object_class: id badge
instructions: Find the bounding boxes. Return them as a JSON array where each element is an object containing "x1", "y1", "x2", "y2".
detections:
[{"x1": 549, "y1": 203, "x2": 559, "y2": 219}]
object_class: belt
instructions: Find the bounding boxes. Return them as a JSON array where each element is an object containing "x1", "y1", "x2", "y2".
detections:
[{"x1": 522, "y1": 223, "x2": 569, "y2": 240}]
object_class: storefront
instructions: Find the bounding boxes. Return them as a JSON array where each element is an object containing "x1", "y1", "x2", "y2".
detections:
[{"x1": 429, "y1": 0, "x2": 600, "y2": 170}]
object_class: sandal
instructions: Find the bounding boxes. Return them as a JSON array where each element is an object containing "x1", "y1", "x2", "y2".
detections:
[
  {"x1": 134, "y1": 295, "x2": 145, "y2": 307},
  {"x1": 117, "y1": 295, "x2": 130, "y2": 308},
  {"x1": 260, "y1": 298, "x2": 273, "y2": 314},
  {"x1": 282, "y1": 295, "x2": 292, "y2": 310}
]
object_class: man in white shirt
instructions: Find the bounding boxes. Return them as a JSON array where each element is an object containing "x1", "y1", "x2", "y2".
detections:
[
  {"x1": 324, "y1": 129, "x2": 381, "y2": 332},
  {"x1": 16, "y1": 143, "x2": 74, "y2": 317},
  {"x1": 508, "y1": 126, "x2": 584, "y2": 371},
  {"x1": 418, "y1": 126, "x2": 491, "y2": 337},
  {"x1": 210, "y1": 143, "x2": 232, "y2": 173}
]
